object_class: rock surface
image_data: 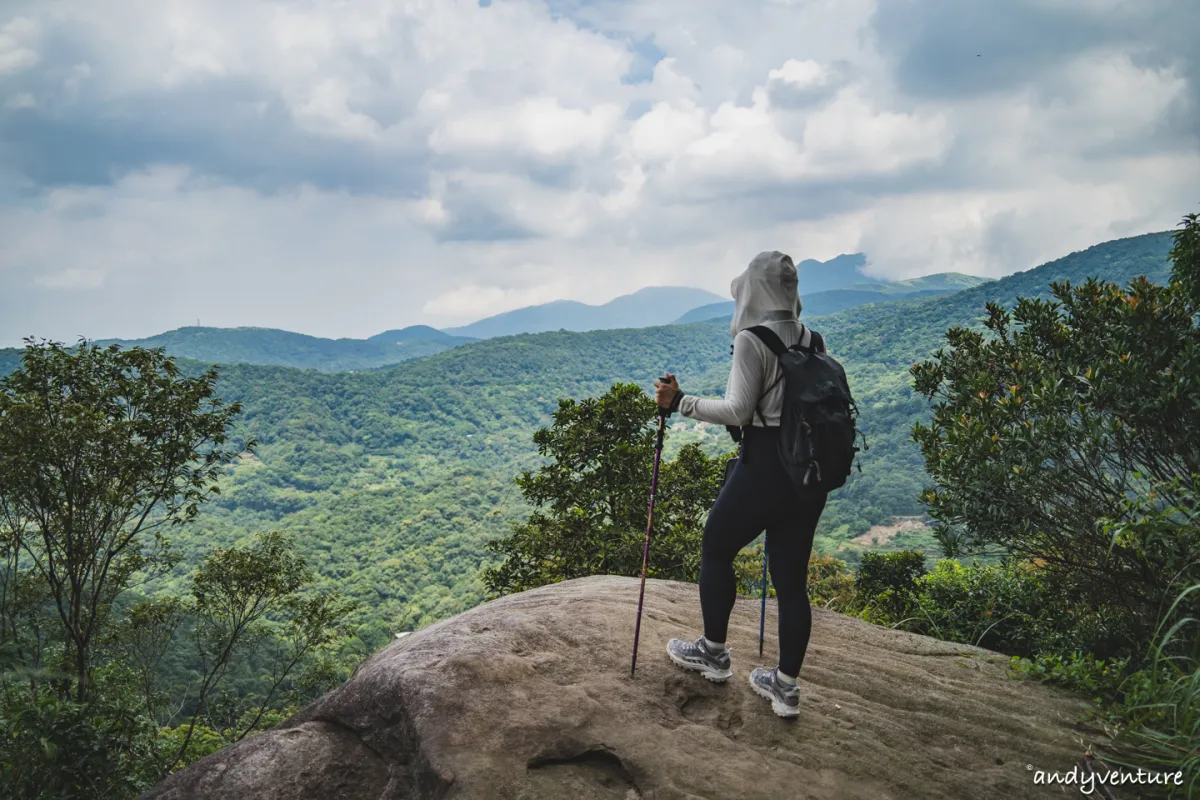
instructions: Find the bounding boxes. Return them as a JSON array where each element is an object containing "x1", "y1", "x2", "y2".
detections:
[{"x1": 146, "y1": 576, "x2": 1094, "y2": 799}]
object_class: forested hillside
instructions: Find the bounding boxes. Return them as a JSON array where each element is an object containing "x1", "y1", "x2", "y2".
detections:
[
  {"x1": 86, "y1": 326, "x2": 475, "y2": 372},
  {"x1": 72, "y1": 230, "x2": 1167, "y2": 633}
]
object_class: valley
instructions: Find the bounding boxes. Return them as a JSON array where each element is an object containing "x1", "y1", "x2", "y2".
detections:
[{"x1": 0, "y1": 231, "x2": 1176, "y2": 632}]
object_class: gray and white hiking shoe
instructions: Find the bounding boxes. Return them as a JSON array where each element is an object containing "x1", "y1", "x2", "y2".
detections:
[
  {"x1": 749, "y1": 666, "x2": 801, "y2": 717},
  {"x1": 666, "y1": 636, "x2": 733, "y2": 682}
]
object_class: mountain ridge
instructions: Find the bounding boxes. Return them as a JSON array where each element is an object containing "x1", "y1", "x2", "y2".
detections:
[
  {"x1": 0, "y1": 231, "x2": 1175, "y2": 630},
  {"x1": 673, "y1": 272, "x2": 994, "y2": 324},
  {"x1": 85, "y1": 326, "x2": 474, "y2": 373},
  {"x1": 442, "y1": 285, "x2": 725, "y2": 339},
  {"x1": 368, "y1": 325, "x2": 473, "y2": 345}
]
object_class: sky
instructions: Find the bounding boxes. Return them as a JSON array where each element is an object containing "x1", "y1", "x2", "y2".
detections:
[{"x1": 0, "y1": 0, "x2": 1197, "y2": 346}]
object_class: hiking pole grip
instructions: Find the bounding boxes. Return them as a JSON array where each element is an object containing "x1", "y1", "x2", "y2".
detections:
[{"x1": 631, "y1": 409, "x2": 668, "y2": 677}]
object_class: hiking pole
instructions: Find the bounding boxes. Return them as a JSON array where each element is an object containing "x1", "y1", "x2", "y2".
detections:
[
  {"x1": 759, "y1": 536, "x2": 769, "y2": 657},
  {"x1": 631, "y1": 407, "x2": 668, "y2": 678}
]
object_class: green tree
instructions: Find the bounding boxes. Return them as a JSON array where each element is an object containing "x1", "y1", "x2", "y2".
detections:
[
  {"x1": 911, "y1": 213, "x2": 1200, "y2": 652},
  {"x1": 0, "y1": 339, "x2": 250, "y2": 702},
  {"x1": 0, "y1": 341, "x2": 358, "y2": 797},
  {"x1": 483, "y1": 383, "x2": 729, "y2": 596},
  {"x1": 165, "y1": 531, "x2": 354, "y2": 771}
]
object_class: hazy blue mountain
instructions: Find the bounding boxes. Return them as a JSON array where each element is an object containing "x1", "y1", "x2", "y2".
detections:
[
  {"x1": 0, "y1": 348, "x2": 20, "y2": 378},
  {"x1": 368, "y1": 325, "x2": 475, "y2": 346},
  {"x1": 442, "y1": 286, "x2": 725, "y2": 339},
  {"x1": 672, "y1": 272, "x2": 995, "y2": 324},
  {"x1": 81, "y1": 326, "x2": 469, "y2": 372},
  {"x1": 673, "y1": 302, "x2": 735, "y2": 324},
  {"x1": 795, "y1": 253, "x2": 872, "y2": 293},
  {"x1": 443, "y1": 255, "x2": 873, "y2": 339}
]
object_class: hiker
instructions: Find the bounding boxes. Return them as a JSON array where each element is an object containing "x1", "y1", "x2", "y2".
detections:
[{"x1": 653, "y1": 250, "x2": 836, "y2": 718}]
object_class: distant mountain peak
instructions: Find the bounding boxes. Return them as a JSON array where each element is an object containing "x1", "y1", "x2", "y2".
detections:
[
  {"x1": 369, "y1": 325, "x2": 472, "y2": 345},
  {"x1": 441, "y1": 285, "x2": 725, "y2": 339}
]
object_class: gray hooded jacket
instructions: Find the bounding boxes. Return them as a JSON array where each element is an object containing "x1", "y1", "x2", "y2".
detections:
[{"x1": 677, "y1": 250, "x2": 814, "y2": 428}]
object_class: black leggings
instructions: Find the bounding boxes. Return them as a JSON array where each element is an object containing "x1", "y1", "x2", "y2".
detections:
[{"x1": 700, "y1": 426, "x2": 827, "y2": 677}]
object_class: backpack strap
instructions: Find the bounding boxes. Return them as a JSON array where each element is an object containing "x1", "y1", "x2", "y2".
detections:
[
  {"x1": 747, "y1": 324, "x2": 824, "y2": 353},
  {"x1": 743, "y1": 325, "x2": 801, "y2": 427},
  {"x1": 745, "y1": 325, "x2": 787, "y2": 356}
]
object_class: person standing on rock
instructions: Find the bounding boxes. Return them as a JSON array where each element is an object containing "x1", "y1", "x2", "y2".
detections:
[{"x1": 653, "y1": 250, "x2": 829, "y2": 718}]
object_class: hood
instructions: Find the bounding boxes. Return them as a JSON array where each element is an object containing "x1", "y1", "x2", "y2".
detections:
[{"x1": 729, "y1": 250, "x2": 803, "y2": 337}]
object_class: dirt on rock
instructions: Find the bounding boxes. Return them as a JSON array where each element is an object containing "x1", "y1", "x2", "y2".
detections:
[{"x1": 144, "y1": 575, "x2": 1094, "y2": 800}]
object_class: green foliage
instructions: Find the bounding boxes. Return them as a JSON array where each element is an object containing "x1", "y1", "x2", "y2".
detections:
[
  {"x1": 1169, "y1": 212, "x2": 1200, "y2": 311},
  {"x1": 0, "y1": 343, "x2": 358, "y2": 795},
  {"x1": 1009, "y1": 652, "x2": 1132, "y2": 706},
  {"x1": 806, "y1": 553, "x2": 857, "y2": 612},
  {"x1": 906, "y1": 560, "x2": 1064, "y2": 656},
  {"x1": 0, "y1": 231, "x2": 1173, "y2": 635},
  {"x1": 850, "y1": 555, "x2": 1139, "y2": 660},
  {"x1": 901, "y1": 215, "x2": 1200, "y2": 793},
  {"x1": 0, "y1": 338, "x2": 251, "y2": 701},
  {"x1": 911, "y1": 224, "x2": 1200, "y2": 650},
  {"x1": 1101, "y1": 584, "x2": 1200, "y2": 796},
  {"x1": 483, "y1": 384, "x2": 728, "y2": 595},
  {"x1": 854, "y1": 551, "x2": 927, "y2": 621},
  {"x1": 1100, "y1": 475, "x2": 1200, "y2": 650},
  {"x1": 173, "y1": 531, "x2": 355, "y2": 766},
  {"x1": 155, "y1": 720, "x2": 227, "y2": 771},
  {"x1": 0, "y1": 664, "x2": 161, "y2": 800}
]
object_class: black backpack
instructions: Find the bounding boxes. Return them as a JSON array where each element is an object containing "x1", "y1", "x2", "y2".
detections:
[{"x1": 736, "y1": 325, "x2": 864, "y2": 492}]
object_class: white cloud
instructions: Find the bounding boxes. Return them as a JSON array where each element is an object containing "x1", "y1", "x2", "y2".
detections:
[
  {"x1": 422, "y1": 283, "x2": 560, "y2": 317},
  {"x1": 1042, "y1": 51, "x2": 1190, "y2": 145},
  {"x1": 800, "y1": 86, "x2": 952, "y2": 176},
  {"x1": 0, "y1": 0, "x2": 1196, "y2": 346},
  {"x1": 0, "y1": 16, "x2": 37, "y2": 74},
  {"x1": 768, "y1": 59, "x2": 829, "y2": 89},
  {"x1": 855, "y1": 152, "x2": 1200, "y2": 279},
  {"x1": 290, "y1": 78, "x2": 385, "y2": 141},
  {"x1": 629, "y1": 100, "x2": 708, "y2": 162},
  {"x1": 427, "y1": 98, "x2": 624, "y2": 161}
]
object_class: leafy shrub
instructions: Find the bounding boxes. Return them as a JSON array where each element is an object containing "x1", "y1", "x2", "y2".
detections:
[
  {"x1": 1009, "y1": 652, "x2": 1132, "y2": 705},
  {"x1": 853, "y1": 556, "x2": 1127, "y2": 659},
  {"x1": 0, "y1": 665, "x2": 161, "y2": 800},
  {"x1": 807, "y1": 553, "x2": 856, "y2": 612},
  {"x1": 156, "y1": 722, "x2": 228, "y2": 771},
  {"x1": 733, "y1": 542, "x2": 768, "y2": 597},
  {"x1": 1099, "y1": 584, "x2": 1200, "y2": 797},
  {"x1": 1100, "y1": 474, "x2": 1200, "y2": 657},
  {"x1": 911, "y1": 214, "x2": 1200, "y2": 653},
  {"x1": 854, "y1": 550, "x2": 927, "y2": 621},
  {"x1": 483, "y1": 384, "x2": 729, "y2": 595},
  {"x1": 908, "y1": 560, "x2": 1056, "y2": 654},
  {"x1": 732, "y1": 547, "x2": 856, "y2": 615}
]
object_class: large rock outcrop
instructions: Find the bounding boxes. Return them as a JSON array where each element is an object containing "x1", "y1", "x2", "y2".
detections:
[{"x1": 146, "y1": 576, "x2": 1094, "y2": 799}]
